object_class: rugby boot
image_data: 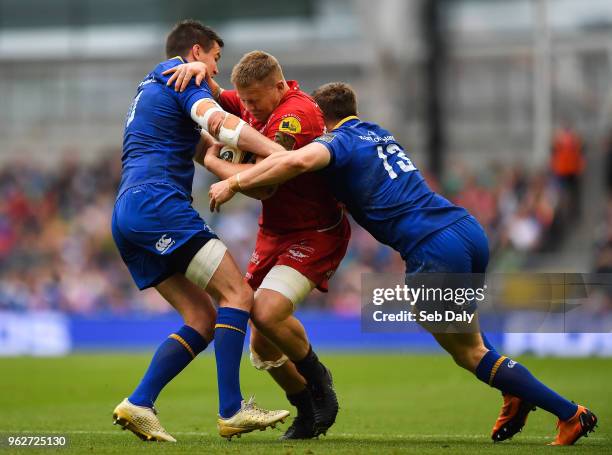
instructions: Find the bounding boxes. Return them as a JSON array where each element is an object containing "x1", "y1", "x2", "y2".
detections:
[
  {"x1": 549, "y1": 405, "x2": 598, "y2": 446},
  {"x1": 491, "y1": 394, "x2": 535, "y2": 442},
  {"x1": 112, "y1": 398, "x2": 176, "y2": 442},
  {"x1": 280, "y1": 390, "x2": 316, "y2": 440},
  {"x1": 217, "y1": 396, "x2": 290, "y2": 440},
  {"x1": 308, "y1": 364, "x2": 339, "y2": 437}
]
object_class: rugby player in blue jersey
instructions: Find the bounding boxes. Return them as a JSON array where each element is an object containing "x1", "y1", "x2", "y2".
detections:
[
  {"x1": 110, "y1": 20, "x2": 290, "y2": 441},
  {"x1": 208, "y1": 82, "x2": 598, "y2": 446}
]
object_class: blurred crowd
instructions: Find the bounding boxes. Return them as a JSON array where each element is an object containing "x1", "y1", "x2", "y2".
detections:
[
  {"x1": 593, "y1": 129, "x2": 612, "y2": 276},
  {"x1": 0, "y1": 144, "x2": 583, "y2": 315}
]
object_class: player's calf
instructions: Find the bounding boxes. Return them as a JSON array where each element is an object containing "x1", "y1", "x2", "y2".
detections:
[
  {"x1": 251, "y1": 267, "x2": 338, "y2": 436},
  {"x1": 294, "y1": 346, "x2": 339, "y2": 436},
  {"x1": 249, "y1": 338, "x2": 317, "y2": 440}
]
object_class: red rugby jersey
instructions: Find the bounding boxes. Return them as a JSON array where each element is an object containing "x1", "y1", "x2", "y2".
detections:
[{"x1": 219, "y1": 80, "x2": 342, "y2": 233}]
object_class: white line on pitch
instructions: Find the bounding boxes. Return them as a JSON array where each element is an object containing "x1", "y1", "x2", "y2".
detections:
[{"x1": 1, "y1": 430, "x2": 606, "y2": 441}]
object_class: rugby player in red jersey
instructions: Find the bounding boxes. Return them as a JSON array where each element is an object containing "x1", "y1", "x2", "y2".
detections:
[{"x1": 165, "y1": 51, "x2": 350, "y2": 439}]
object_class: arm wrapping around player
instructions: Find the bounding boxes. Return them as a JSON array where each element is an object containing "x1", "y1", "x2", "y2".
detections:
[
  {"x1": 166, "y1": 62, "x2": 282, "y2": 157},
  {"x1": 190, "y1": 98, "x2": 283, "y2": 158},
  {"x1": 164, "y1": 61, "x2": 224, "y2": 101},
  {"x1": 203, "y1": 143, "x2": 277, "y2": 200},
  {"x1": 208, "y1": 142, "x2": 331, "y2": 211},
  {"x1": 235, "y1": 143, "x2": 331, "y2": 189}
]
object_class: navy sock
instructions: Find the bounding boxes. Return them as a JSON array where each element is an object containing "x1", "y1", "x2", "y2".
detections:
[
  {"x1": 475, "y1": 350, "x2": 578, "y2": 421},
  {"x1": 129, "y1": 325, "x2": 208, "y2": 408},
  {"x1": 287, "y1": 388, "x2": 313, "y2": 418},
  {"x1": 294, "y1": 345, "x2": 326, "y2": 386},
  {"x1": 214, "y1": 307, "x2": 249, "y2": 418}
]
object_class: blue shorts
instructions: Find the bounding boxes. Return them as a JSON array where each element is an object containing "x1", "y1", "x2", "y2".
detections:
[
  {"x1": 405, "y1": 215, "x2": 489, "y2": 314},
  {"x1": 111, "y1": 183, "x2": 218, "y2": 290},
  {"x1": 405, "y1": 215, "x2": 489, "y2": 274}
]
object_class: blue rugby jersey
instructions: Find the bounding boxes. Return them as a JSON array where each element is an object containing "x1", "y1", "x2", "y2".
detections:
[
  {"x1": 314, "y1": 116, "x2": 468, "y2": 259},
  {"x1": 118, "y1": 57, "x2": 213, "y2": 197}
]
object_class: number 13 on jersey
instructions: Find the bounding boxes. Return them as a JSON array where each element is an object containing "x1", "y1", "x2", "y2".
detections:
[{"x1": 376, "y1": 144, "x2": 417, "y2": 179}]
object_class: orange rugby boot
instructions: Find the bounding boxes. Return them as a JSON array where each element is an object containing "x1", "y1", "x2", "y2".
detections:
[
  {"x1": 549, "y1": 404, "x2": 598, "y2": 446},
  {"x1": 491, "y1": 394, "x2": 536, "y2": 442}
]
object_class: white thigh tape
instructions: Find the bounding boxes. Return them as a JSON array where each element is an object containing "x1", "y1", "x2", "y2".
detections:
[
  {"x1": 185, "y1": 239, "x2": 227, "y2": 289},
  {"x1": 258, "y1": 265, "x2": 314, "y2": 306}
]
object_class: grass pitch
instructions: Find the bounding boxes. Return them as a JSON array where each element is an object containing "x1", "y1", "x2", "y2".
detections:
[{"x1": 0, "y1": 353, "x2": 609, "y2": 454}]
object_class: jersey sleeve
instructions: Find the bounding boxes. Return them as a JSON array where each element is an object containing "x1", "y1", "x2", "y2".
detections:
[
  {"x1": 176, "y1": 79, "x2": 215, "y2": 115},
  {"x1": 218, "y1": 90, "x2": 243, "y2": 116},
  {"x1": 313, "y1": 132, "x2": 350, "y2": 169}
]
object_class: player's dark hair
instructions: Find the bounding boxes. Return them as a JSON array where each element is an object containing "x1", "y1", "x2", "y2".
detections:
[
  {"x1": 165, "y1": 19, "x2": 224, "y2": 59},
  {"x1": 312, "y1": 82, "x2": 357, "y2": 123}
]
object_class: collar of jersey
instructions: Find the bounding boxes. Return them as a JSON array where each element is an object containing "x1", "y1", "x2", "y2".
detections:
[
  {"x1": 170, "y1": 56, "x2": 185, "y2": 64},
  {"x1": 332, "y1": 116, "x2": 360, "y2": 130}
]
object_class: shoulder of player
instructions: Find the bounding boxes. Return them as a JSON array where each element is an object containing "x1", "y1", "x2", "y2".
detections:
[
  {"x1": 153, "y1": 57, "x2": 183, "y2": 76},
  {"x1": 272, "y1": 98, "x2": 322, "y2": 133},
  {"x1": 152, "y1": 57, "x2": 212, "y2": 93},
  {"x1": 315, "y1": 128, "x2": 349, "y2": 148}
]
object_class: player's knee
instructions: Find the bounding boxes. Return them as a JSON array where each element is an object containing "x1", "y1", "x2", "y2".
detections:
[
  {"x1": 219, "y1": 281, "x2": 253, "y2": 313},
  {"x1": 250, "y1": 300, "x2": 285, "y2": 333},
  {"x1": 250, "y1": 304, "x2": 274, "y2": 332}
]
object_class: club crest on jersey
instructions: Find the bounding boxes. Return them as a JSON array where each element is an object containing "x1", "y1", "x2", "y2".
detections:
[
  {"x1": 155, "y1": 234, "x2": 175, "y2": 254},
  {"x1": 278, "y1": 116, "x2": 301, "y2": 134}
]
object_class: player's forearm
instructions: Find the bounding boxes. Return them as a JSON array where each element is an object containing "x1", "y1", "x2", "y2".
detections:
[
  {"x1": 233, "y1": 151, "x2": 304, "y2": 190},
  {"x1": 194, "y1": 133, "x2": 215, "y2": 166},
  {"x1": 205, "y1": 157, "x2": 255, "y2": 180},
  {"x1": 191, "y1": 99, "x2": 284, "y2": 158},
  {"x1": 206, "y1": 156, "x2": 275, "y2": 200},
  {"x1": 237, "y1": 126, "x2": 285, "y2": 158}
]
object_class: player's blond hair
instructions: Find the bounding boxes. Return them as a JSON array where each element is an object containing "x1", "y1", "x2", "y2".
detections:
[{"x1": 230, "y1": 51, "x2": 284, "y2": 88}]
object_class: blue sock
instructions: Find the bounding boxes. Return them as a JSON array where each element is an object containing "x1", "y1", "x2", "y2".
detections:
[
  {"x1": 129, "y1": 325, "x2": 208, "y2": 408},
  {"x1": 475, "y1": 350, "x2": 578, "y2": 420},
  {"x1": 214, "y1": 307, "x2": 249, "y2": 418}
]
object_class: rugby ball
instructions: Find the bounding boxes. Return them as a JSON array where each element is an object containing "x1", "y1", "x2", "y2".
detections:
[{"x1": 219, "y1": 145, "x2": 254, "y2": 164}]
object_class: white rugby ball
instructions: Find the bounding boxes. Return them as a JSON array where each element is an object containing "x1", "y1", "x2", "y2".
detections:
[{"x1": 219, "y1": 145, "x2": 254, "y2": 164}]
